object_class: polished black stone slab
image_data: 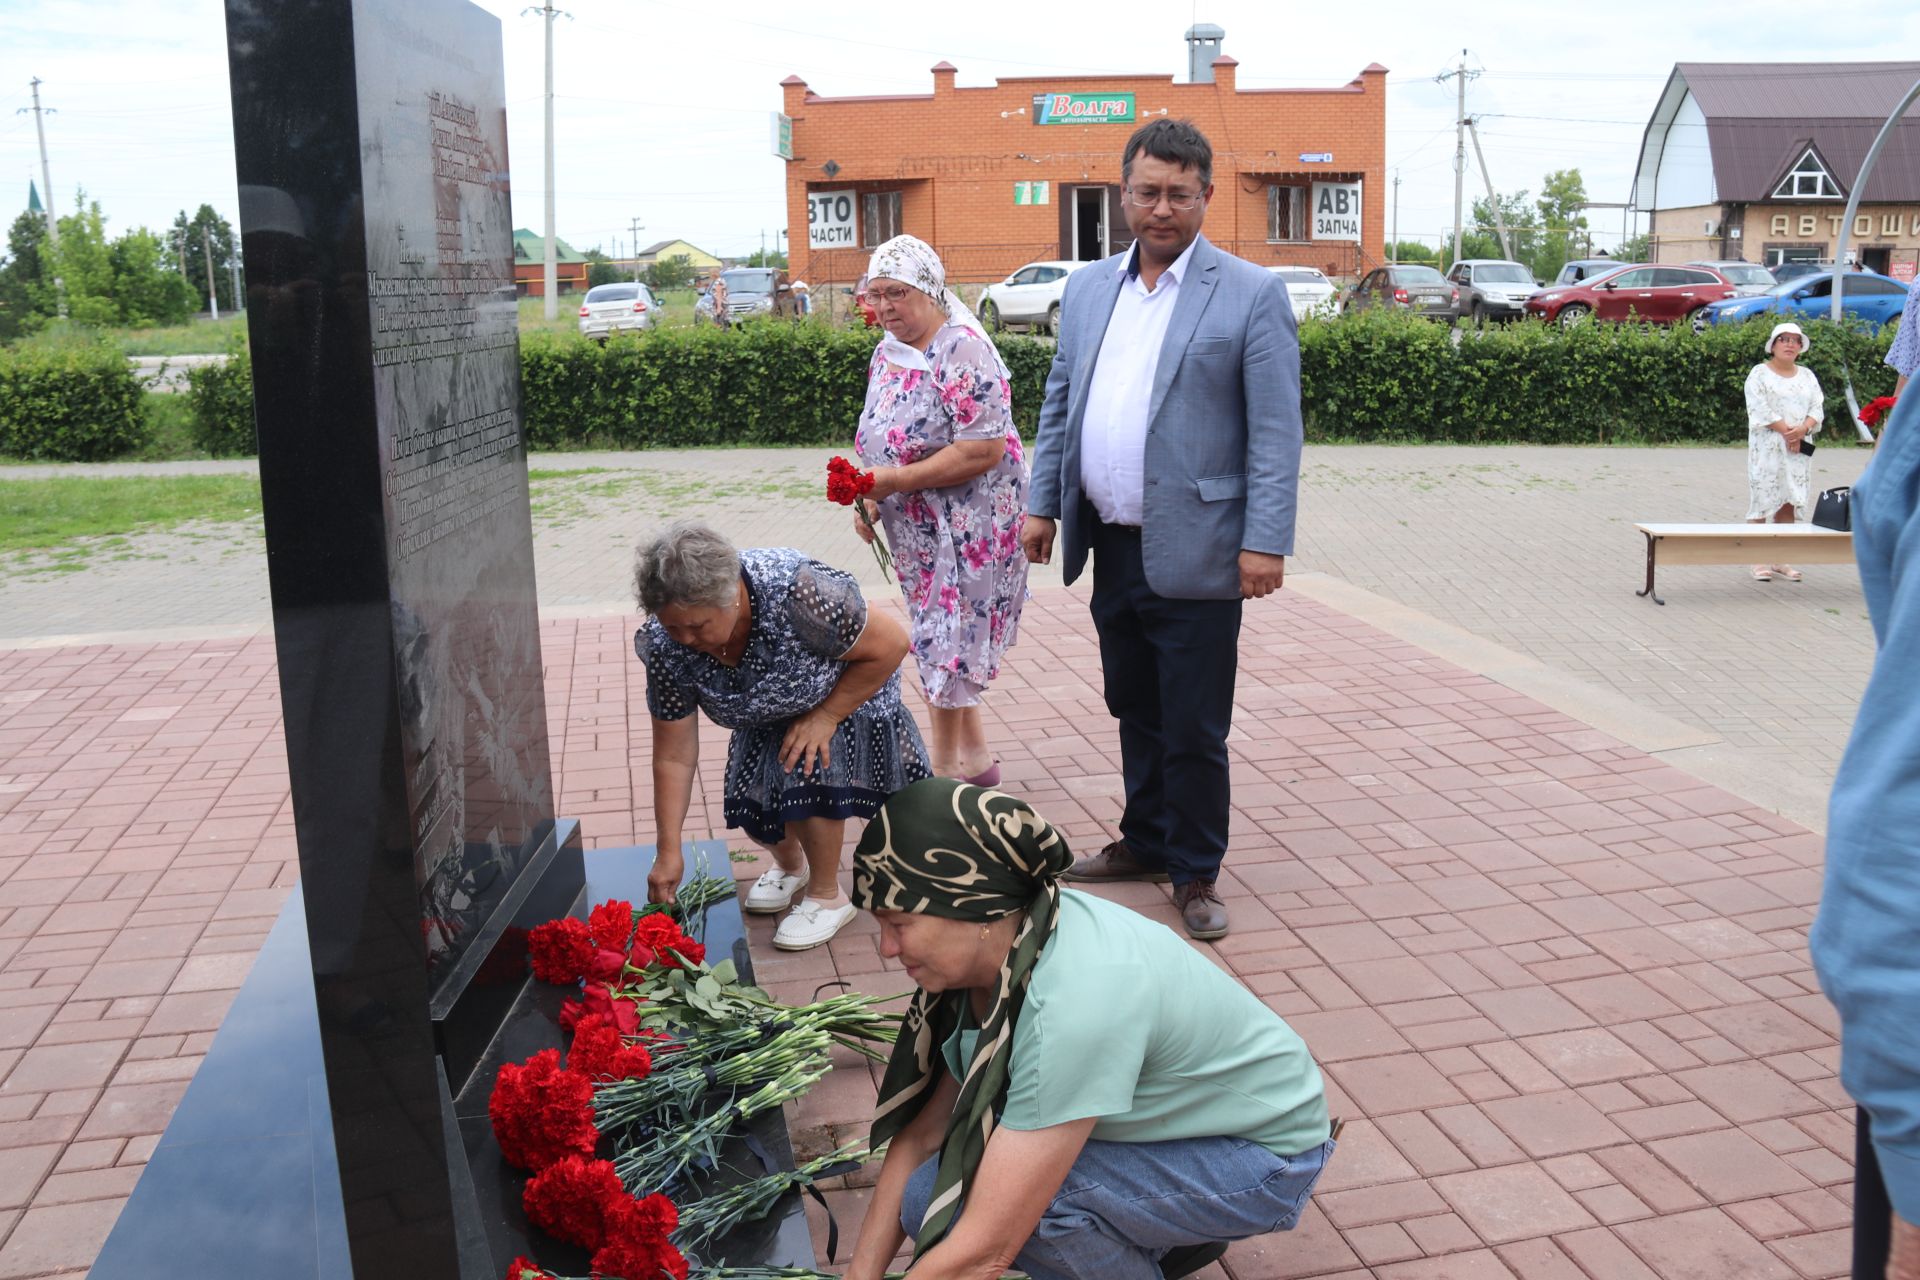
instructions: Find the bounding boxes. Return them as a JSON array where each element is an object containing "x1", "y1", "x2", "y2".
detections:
[
  {"x1": 226, "y1": 0, "x2": 569, "y2": 1270},
  {"x1": 92, "y1": 885, "x2": 353, "y2": 1280}
]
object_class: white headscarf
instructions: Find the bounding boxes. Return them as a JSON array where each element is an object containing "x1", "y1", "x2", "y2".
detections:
[{"x1": 866, "y1": 235, "x2": 1011, "y2": 377}]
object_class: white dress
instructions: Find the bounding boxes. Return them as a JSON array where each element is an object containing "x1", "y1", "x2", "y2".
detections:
[{"x1": 1744, "y1": 363, "x2": 1824, "y2": 519}]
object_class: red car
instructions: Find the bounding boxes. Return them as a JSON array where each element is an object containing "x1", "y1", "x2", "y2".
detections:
[{"x1": 1523, "y1": 264, "x2": 1737, "y2": 327}]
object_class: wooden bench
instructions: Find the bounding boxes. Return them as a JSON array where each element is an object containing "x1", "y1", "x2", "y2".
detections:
[{"x1": 1634, "y1": 522, "x2": 1853, "y2": 604}]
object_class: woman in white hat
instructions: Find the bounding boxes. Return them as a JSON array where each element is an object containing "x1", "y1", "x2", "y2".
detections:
[{"x1": 1743, "y1": 322, "x2": 1823, "y2": 581}]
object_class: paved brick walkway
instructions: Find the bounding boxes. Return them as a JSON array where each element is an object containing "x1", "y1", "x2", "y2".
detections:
[{"x1": 0, "y1": 585, "x2": 1853, "y2": 1279}]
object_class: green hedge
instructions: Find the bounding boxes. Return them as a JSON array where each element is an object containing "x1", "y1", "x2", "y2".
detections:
[
  {"x1": 2, "y1": 315, "x2": 1901, "y2": 460},
  {"x1": 0, "y1": 337, "x2": 147, "y2": 461},
  {"x1": 184, "y1": 341, "x2": 258, "y2": 457},
  {"x1": 1299, "y1": 309, "x2": 1898, "y2": 443}
]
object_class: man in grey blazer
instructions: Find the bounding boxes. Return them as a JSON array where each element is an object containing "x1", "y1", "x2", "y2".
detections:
[{"x1": 1020, "y1": 119, "x2": 1303, "y2": 940}]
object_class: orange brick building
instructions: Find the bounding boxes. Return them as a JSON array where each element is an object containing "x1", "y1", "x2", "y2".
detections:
[{"x1": 780, "y1": 48, "x2": 1387, "y2": 289}]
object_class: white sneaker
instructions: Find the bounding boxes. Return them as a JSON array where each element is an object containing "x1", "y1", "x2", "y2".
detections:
[
  {"x1": 773, "y1": 898, "x2": 857, "y2": 951},
  {"x1": 744, "y1": 867, "x2": 805, "y2": 914}
]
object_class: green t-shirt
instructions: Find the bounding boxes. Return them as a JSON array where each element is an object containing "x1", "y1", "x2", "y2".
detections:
[{"x1": 940, "y1": 889, "x2": 1329, "y2": 1156}]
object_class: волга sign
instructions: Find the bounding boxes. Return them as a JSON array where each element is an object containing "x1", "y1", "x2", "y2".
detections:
[{"x1": 1032, "y1": 92, "x2": 1136, "y2": 125}]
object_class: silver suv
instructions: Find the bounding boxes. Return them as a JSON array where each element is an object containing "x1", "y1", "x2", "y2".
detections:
[
  {"x1": 1688, "y1": 260, "x2": 1776, "y2": 297},
  {"x1": 1447, "y1": 259, "x2": 1539, "y2": 323},
  {"x1": 578, "y1": 282, "x2": 658, "y2": 339}
]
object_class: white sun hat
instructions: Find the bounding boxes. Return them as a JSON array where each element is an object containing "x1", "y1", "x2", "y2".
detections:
[{"x1": 1766, "y1": 321, "x2": 1809, "y2": 354}]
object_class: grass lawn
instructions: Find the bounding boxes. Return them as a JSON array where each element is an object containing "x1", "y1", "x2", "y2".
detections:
[
  {"x1": 108, "y1": 314, "x2": 250, "y2": 357},
  {"x1": 1, "y1": 474, "x2": 263, "y2": 570}
]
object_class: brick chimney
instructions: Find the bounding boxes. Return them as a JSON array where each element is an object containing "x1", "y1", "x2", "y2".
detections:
[
  {"x1": 780, "y1": 74, "x2": 807, "y2": 114},
  {"x1": 1211, "y1": 54, "x2": 1237, "y2": 92},
  {"x1": 932, "y1": 61, "x2": 957, "y2": 95}
]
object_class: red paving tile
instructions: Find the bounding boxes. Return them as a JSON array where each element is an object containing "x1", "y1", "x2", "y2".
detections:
[{"x1": 0, "y1": 589, "x2": 1859, "y2": 1277}]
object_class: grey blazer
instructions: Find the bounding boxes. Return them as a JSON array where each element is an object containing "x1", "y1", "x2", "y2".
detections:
[{"x1": 1027, "y1": 235, "x2": 1303, "y2": 600}]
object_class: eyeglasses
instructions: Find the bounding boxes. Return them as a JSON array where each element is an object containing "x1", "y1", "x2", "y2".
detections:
[
  {"x1": 1123, "y1": 187, "x2": 1205, "y2": 211},
  {"x1": 866, "y1": 284, "x2": 916, "y2": 305}
]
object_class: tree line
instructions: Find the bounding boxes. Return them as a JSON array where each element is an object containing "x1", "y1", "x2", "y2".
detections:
[{"x1": 0, "y1": 192, "x2": 239, "y2": 342}]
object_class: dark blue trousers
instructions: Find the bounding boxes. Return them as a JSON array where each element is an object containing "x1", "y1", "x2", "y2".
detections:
[{"x1": 1088, "y1": 517, "x2": 1242, "y2": 887}]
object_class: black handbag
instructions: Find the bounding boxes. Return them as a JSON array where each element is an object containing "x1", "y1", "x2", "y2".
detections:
[{"x1": 1813, "y1": 487, "x2": 1852, "y2": 532}]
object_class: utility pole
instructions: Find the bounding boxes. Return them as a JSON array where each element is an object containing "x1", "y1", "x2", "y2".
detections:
[
  {"x1": 20, "y1": 77, "x2": 65, "y2": 317},
  {"x1": 524, "y1": 4, "x2": 567, "y2": 320},
  {"x1": 229, "y1": 251, "x2": 243, "y2": 313},
  {"x1": 22, "y1": 78, "x2": 58, "y2": 248},
  {"x1": 1391, "y1": 169, "x2": 1401, "y2": 262},
  {"x1": 629, "y1": 215, "x2": 645, "y2": 284},
  {"x1": 1465, "y1": 118, "x2": 1514, "y2": 262},
  {"x1": 202, "y1": 225, "x2": 221, "y2": 320},
  {"x1": 1436, "y1": 51, "x2": 1477, "y2": 268}
]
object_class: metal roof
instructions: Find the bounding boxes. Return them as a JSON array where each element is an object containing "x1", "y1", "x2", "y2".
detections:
[{"x1": 1633, "y1": 63, "x2": 1920, "y2": 206}]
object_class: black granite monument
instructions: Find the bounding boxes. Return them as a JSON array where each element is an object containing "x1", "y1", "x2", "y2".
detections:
[
  {"x1": 97, "y1": 0, "x2": 583, "y2": 1275},
  {"x1": 93, "y1": 3, "x2": 818, "y2": 1276}
]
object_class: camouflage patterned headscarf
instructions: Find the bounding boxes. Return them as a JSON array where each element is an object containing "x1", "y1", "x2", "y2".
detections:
[{"x1": 852, "y1": 778, "x2": 1072, "y2": 1254}]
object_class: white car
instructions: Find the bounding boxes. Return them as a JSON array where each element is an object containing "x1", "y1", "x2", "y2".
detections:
[
  {"x1": 978, "y1": 260, "x2": 1082, "y2": 334},
  {"x1": 578, "y1": 282, "x2": 657, "y2": 339},
  {"x1": 1269, "y1": 266, "x2": 1336, "y2": 319}
]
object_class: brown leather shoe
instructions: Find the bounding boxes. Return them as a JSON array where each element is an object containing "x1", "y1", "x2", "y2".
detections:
[
  {"x1": 1063, "y1": 840, "x2": 1169, "y2": 884},
  {"x1": 1174, "y1": 880, "x2": 1229, "y2": 940}
]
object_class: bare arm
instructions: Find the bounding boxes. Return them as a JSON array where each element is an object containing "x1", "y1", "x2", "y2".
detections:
[
  {"x1": 648, "y1": 713, "x2": 699, "y2": 904},
  {"x1": 898, "y1": 1118, "x2": 1098, "y2": 1280},
  {"x1": 779, "y1": 609, "x2": 912, "y2": 774},
  {"x1": 871, "y1": 438, "x2": 1006, "y2": 498},
  {"x1": 844, "y1": 1072, "x2": 962, "y2": 1280}
]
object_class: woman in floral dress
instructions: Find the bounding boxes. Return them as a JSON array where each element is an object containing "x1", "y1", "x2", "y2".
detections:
[
  {"x1": 1743, "y1": 322, "x2": 1824, "y2": 582},
  {"x1": 854, "y1": 235, "x2": 1029, "y2": 784}
]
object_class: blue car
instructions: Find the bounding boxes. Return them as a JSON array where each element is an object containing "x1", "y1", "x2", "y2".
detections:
[{"x1": 1694, "y1": 270, "x2": 1911, "y2": 330}]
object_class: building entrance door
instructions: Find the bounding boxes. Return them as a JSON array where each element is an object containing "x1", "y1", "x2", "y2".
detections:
[
  {"x1": 1073, "y1": 186, "x2": 1108, "y2": 261},
  {"x1": 1863, "y1": 246, "x2": 1892, "y2": 275}
]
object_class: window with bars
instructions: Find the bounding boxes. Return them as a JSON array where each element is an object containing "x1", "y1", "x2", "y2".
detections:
[
  {"x1": 1771, "y1": 149, "x2": 1842, "y2": 200},
  {"x1": 1269, "y1": 186, "x2": 1308, "y2": 242},
  {"x1": 863, "y1": 192, "x2": 903, "y2": 247}
]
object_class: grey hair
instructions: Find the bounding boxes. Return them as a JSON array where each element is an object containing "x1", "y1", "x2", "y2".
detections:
[
  {"x1": 631, "y1": 520, "x2": 741, "y2": 613},
  {"x1": 1122, "y1": 119, "x2": 1213, "y2": 190}
]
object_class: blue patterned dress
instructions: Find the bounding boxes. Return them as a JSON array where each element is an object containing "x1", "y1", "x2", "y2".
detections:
[
  {"x1": 636, "y1": 548, "x2": 930, "y2": 844},
  {"x1": 856, "y1": 324, "x2": 1030, "y2": 708}
]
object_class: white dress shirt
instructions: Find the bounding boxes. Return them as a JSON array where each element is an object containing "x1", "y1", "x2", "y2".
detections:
[{"x1": 1079, "y1": 237, "x2": 1199, "y2": 526}]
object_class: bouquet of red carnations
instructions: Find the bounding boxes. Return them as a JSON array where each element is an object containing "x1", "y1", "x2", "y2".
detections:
[
  {"x1": 827, "y1": 456, "x2": 893, "y2": 576},
  {"x1": 1861, "y1": 395, "x2": 1899, "y2": 430}
]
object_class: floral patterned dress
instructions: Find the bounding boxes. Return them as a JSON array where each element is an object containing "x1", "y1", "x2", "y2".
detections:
[
  {"x1": 1744, "y1": 363, "x2": 1824, "y2": 519},
  {"x1": 856, "y1": 324, "x2": 1030, "y2": 708},
  {"x1": 637, "y1": 548, "x2": 930, "y2": 844}
]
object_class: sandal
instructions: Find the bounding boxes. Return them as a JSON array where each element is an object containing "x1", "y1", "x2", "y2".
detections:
[
  {"x1": 1750, "y1": 565, "x2": 1774, "y2": 581},
  {"x1": 1773, "y1": 564, "x2": 1803, "y2": 581}
]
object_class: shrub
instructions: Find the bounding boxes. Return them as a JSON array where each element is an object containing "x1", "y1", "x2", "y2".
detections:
[
  {"x1": 1295, "y1": 308, "x2": 1896, "y2": 444},
  {"x1": 0, "y1": 336, "x2": 147, "y2": 461},
  {"x1": 184, "y1": 341, "x2": 257, "y2": 457}
]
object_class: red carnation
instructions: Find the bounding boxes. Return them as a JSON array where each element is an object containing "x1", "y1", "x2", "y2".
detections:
[
  {"x1": 558, "y1": 998, "x2": 586, "y2": 1032},
  {"x1": 489, "y1": 1049, "x2": 599, "y2": 1172},
  {"x1": 569, "y1": 1013, "x2": 654, "y2": 1081},
  {"x1": 505, "y1": 1257, "x2": 548, "y2": 1280},
  {"x1": 524, "y1": 1154, "x2": 627, "y2": 1249},
  {"x1": 528, "y1": 916, "x2": 595, "y2": 985},
  {"x1": 631, "y1": 916, "x2": 704, "y2": 970},
  {"x1": 588, "y1": 899, "x2": 636, "y2": 952},
  {"x1": 825, "y1": 455, "x2": 876, "y2": 507},
  {"x1": 592, "y1": 1195, "x2": 688, "y2": 1280},
  {"x1": 1862, "y1": 395, "x2": 1899, "y2": 428}
]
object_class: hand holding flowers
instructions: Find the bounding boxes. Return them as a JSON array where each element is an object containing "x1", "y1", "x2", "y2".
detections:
[{"x1": 827, "y1": 457, "x2": 893, "y2": 575}]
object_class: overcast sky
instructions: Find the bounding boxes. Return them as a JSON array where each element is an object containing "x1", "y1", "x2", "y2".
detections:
[{"x1": 4, "y1": 0, "x2": 1917, "y2": 265}]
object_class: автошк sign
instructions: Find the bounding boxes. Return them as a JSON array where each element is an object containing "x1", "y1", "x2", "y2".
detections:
[{"x1": 1032, "y1": 92, "x2": 1136, "y2": 125}]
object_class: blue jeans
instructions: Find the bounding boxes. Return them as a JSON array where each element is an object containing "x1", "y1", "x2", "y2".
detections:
[{"x1": 900, "y1": 1134, "x2": 1335, "y2": 1280}]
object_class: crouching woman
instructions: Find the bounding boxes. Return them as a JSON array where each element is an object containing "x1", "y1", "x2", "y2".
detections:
[{"x1": 845, "y1": 777, "x2": 1336, "y2": 1280}]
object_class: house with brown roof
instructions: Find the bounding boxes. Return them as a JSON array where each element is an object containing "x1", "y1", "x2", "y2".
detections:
[{"x1": 1631, "y1": 62, "x2": 1920, "y2": 278}]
